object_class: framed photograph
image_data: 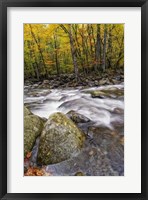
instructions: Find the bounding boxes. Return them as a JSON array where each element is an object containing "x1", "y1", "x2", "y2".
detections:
[{"x1": 0, "y1": 0, "x2": 147, "y2": 199}]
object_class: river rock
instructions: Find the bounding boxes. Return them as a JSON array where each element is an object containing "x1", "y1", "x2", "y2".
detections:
[
  {"x1": 91, "y1": 90, "x2": 108, "y2": 98},
  {"x1": 43, "y1": 80, "x2": 50, "y2": 84},
  {"x1": 112, "y1": 107, "x2": 124, "y2": 114},
  {"x1": 91, "y1": 89, "x2": 124, "y2": 99},
  {"x1": 112, "y1": 79, "x2": 120, "y2": 84},
  {"x1": 88, "y1": 125, "x2": 124, "y2": 150},
  {"x1": 38, "y1": 80, "x2": 51, "y2": 89},
  {"x1": 94, "y1": 80, "x2": 99, "y2": 86},
  {"x1": 88, "y1": 126, "x2": 124, "y2": 174},
  {"x1": 24, "y1": 114, "x2": 44, "y2": 157},
  {"x1": 111, "y1": 121, "x2": 124, "y2": 135},
  {"x1": 66, "y1": 110, "x2": 90, "y2": 123},
  {"x1": 75, "y1": 172, "x2": 85, "y2": 176},
  {"x1": 24, "y1": 106, "x2": 32, "y2": 116},
  {"x1": 88, "y1": 126, "x2": 114, "y2": 143},
  {"x1": 99, "y1": 79, "x2": 107, "y2": 85},
  {"x1": 37, "y1": 112, "x2": 85, "y2": 165},
  {"x1": 32, "y1": 83, "x2": 39, "y2": 88}
]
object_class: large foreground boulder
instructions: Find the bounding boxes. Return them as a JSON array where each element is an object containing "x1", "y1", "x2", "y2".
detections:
[
  {"x1": 37, "y1": 112, "x2": 85, "y2": 165},
  {"x1": 24, "y1": 107, "x2": 44, "y2": 157}
]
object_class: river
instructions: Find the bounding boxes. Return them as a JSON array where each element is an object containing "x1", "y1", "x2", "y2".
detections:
[{"x1": 24, "y1": 83, "x2": 124, "y2": 176}]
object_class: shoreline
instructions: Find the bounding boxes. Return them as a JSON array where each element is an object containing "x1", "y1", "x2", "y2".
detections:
[{"x1": 24, "y1": 71, "x2": 124, "y2": 90}]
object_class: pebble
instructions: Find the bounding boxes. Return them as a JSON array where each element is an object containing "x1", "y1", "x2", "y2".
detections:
[{"x1": 89, "y1": 150, "x2": 94, "y2": 156}]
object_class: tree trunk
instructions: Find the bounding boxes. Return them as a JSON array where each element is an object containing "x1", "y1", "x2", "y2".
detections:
[
  {"x1": 87, "y1": 24, "x2": 93, "y2": 59},
  {"x1": 69, "y1": 25, "x2": 79, "y2": 80},
  {"x1": 34, "y1": 62, "x2": 40, "y2": 80},
  {"x1": 81, "y1": 24, "x2": 87, "y2": 74},
  {"x1": 95, "y1": 24, "x2": 101, "y2": 71},
  {"x1": 107, "y1": 25, "x2": 113, "y2": 68},
  {"x1": 116, "y1": 52, "x2": 124, "y2": 68},
  {"x1": 102, "y1": 24, "x2": 107, "y2": 71},
  {"x1": 54, "y1": 33, "x2": 60, "y2": 75},
  {"x1": 29, "y1": 24, "x2": 48, "y2": 78},
  {"x1": 60, "y1": 24, "x2": 79, "y2": 81},
  {"x1": 73, "y1": 25, "x2": 85, "y2": 73}
]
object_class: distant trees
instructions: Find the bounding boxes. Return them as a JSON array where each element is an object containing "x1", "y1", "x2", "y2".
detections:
[{"x1": 24, "y1": 24, "x2": 124, "y2": 80}]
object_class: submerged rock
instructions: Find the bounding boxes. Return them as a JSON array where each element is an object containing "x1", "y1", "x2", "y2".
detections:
[
  {"x1": 66, "y1": 110, "x2": 90, "y2": 124},
  {"x1": 24, "y1": 110, "x2": 44, "y2": 157},
  {"x1": 37, "y1": 112, "x2": 85, "y2": 165},
  {"x1": 87, "y1": 126, "x2": 124, "y2": 175},
  {"x1": 88, "y1": 127, "x2": 116, "y2": 148}
]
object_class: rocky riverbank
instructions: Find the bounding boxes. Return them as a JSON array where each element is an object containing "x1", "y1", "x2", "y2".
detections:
[{"x1": 25, "y1": 71, "x2": 124, "y2": 90}]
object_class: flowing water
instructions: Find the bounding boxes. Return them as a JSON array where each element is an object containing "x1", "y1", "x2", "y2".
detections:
[{"x1": 24, "y1": 83, "x2": 124, "y2": 176}]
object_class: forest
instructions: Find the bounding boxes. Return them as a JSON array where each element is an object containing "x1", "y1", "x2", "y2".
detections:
[{"x1": 24, "y1": 24, "x2": 124, "y2": 80}]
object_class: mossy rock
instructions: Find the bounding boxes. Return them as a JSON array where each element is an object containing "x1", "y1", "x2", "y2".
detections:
[
  {"x1": 90, "y1": 89, "x2": 124, "y2": 99},
  {"x1": 37, "y1": 112, "x2": 85, "y2": 165},
  {"x1": 75, "y1": 172, "x2": 85, "y2": 176},
  {"x1": 24, "y1": 115, "x2": 44, "y2": 157},
  {"x1": 24, "y1": 106, "x2": 32, "y2": 116},
  {"x1": 91, "y1": 90, "x2": 108, "y2": 98}
]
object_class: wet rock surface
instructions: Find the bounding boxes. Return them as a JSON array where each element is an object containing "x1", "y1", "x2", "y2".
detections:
[
  {"x1": 66, "y1": 110, "x2": 90, "y2": 123},
  {"x1": 87, "y1": 88, "x2": 124, "y2": 99}
]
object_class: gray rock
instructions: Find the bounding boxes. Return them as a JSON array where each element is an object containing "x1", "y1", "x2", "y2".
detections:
[
  {"x1": 67, "y1": 110, "x2": 90, "y2": 123},
  {"x1": 91, "y1": 90, "x2": 108, "y2": 98},
  {"x1": 75, "y1": 172, "x2": 85, "y2": 176},
  {"x1": 88, "y1": 126, "x2": 124, "y2": 175},
  {"x1": 24, "y1": 114, "x2": 44, "y2": 157},
  {"x1": 91, "y1": 89, "x2": 124, "y2": 99},
  {"x1": 94, "y1": 80, "x2": 99, "y2": 86},
  {"x1": 37, "y1": 112, "x2": 85, "y2": 165},
  {"x1": 99, "y1": 79, "x2": 107, "y2": 85},
  {"x1": 42, "y1": 80, "x2": 50, "y2": 84},
  {"x1": 24, "y1": 106, "x2": 32, "y2": 116}
]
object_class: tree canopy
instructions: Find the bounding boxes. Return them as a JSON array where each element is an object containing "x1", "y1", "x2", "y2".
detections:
[{"x1": 24, "y1": 24, "x2": 124, "y2": 80}]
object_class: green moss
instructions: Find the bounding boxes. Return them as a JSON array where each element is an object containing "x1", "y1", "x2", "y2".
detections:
[
  {"x1": 90, "y1": 89, "x2": 124, "y2": 98},
  {"x1": 24, "y1": 106, "x2": 32, "y2": 116},
  {"x1": 75, "y1": 172, "x2": 85, "y2": 176},
  {"x1": 24, "y1": 115, "x2": 44, "y2": 157},
  {"x1": 37, "y1": 112, "x2": 85, "y2": 165}
]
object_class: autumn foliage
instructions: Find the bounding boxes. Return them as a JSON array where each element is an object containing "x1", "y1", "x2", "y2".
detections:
[
  {"x1": 24, "y1": 24, "x2": 124, "y2": 80},
  {"x1": 24, "y1": 151, "x2": 52, "y2": 176}
]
